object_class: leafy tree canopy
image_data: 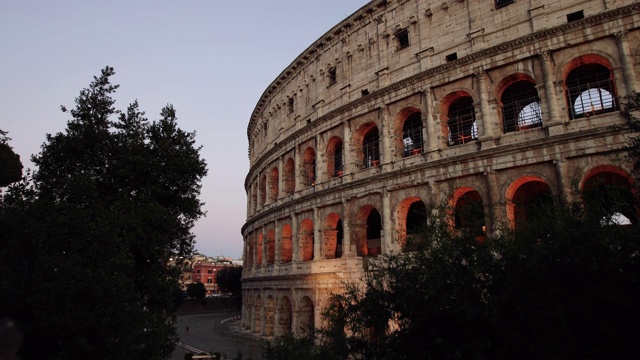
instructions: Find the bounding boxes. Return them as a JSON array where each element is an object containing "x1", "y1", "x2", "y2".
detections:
[
  {"x1": 0, "y1": 67, "x2": 207, "y2": 360},
  {"x1": 0, "y1": 130, "x2": 23, "y2": 187}
]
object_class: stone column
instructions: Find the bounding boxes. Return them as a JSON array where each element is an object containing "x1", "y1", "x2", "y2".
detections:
[
  {"x1": 540, "y1": 51, "x2": 563, "y2": 127},
  {"x1": 425, "y1": 88, "x2": 440, "y2": 155},
  {"x1": 274, "y1": 219, "x2": 281, "y2": 265},
  {"x1": 555, "y1": 157, "x2": 573, "y2": 203},
  {"x1": 294, "y1": 146, "x2": 301, "y2": 196},
  {"x1": 616, "y1": 31, "x2": 636, "y2": 97},
  {"x1": 315, "y1": 134, "x2": 324, "y2": 183},
  {"x1": 341, "y1": 199, "x2": 353, "y2": 257},
  {"x1": 291, "y1": 213, "x2": 299, "y2": 262},
  {"x1": 343, "y1": 122, "x2": 353, "y2": 174},
  {"x1": 484, "y1": 167, "x2": 502, "y2": 235},
  {"x1": 382, "y1": 189, "x2": 393, "y2": 254},
  {"x1": 313, "y1": 206, "x2": 321, "y2": 261},
  {"x1": 380, "y1": 106, "x2": 391, "y2": 165},
  {"x1": 475, "y1": 71, "x2": 496, "y2": 140}
]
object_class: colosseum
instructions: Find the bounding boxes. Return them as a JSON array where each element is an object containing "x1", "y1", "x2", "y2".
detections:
[{"x1": 241, "y1": 0, "x2": 640, "y2": 338}]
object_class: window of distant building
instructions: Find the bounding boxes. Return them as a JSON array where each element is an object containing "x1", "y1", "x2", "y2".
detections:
[
  {"x1": 207, "y1": 278, "x2": 212, "y2": 284},
  {"x1": 207, "y1": 269, "x2": 213, "y2": 274},
  {"x1": 196, "y1": 270, "x2": 201, "y2": 274}
]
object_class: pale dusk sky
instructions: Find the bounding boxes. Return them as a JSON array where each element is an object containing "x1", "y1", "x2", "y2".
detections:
[{"x1": 1, "y1": 1, "x2": 368, "y2": 258}]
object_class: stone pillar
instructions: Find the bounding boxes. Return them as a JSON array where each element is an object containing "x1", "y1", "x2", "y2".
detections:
[
  {"x1": 341, "y1": 199, "x2": 353, "y2": 257},
  {"x1": 274, "y1": 219, "x2": 281, "y2": 265},
  {"x1": 380, "y1": 106, "x2": 391, "y2": 165},
  {"x1": 425, "y1": 88, "x2": 440, "y2": 155},
  {"x1": 475, "y1": 71, "x2": 496, "y2": 140},
  {"x1": 291, "y1": 213, "x2": 299, "y2": 262},
  {"x1": 313, "y1": 206, "x2": 321, "y2": 261},
  {"x1": 278, "y1": 155, "x2": 285, "y2": 200},
  {"x1": 382, "y1": 189, "x2": 393, "y2": 254},
  {"x1": 616, "y1": 31, "x2": 636, "y2": 97},
  {"x1": 315, "y1": 135, "x2": 324, "y2": 183},
  {"x1": 485, "y1": 169, "x2": 506, "y2": 233},
  {"x1": 343, "y1": 122, "x2": 353, "y2": 174},
  {"x1": 555, "y1": 157, "x2": 573, "y2": 203},
  {"x1": 540, "y1": 51, "x2": 563, "y2": 127},
  {"x1": 294, "y1": 146, "x2": 301, "y2": 195}
]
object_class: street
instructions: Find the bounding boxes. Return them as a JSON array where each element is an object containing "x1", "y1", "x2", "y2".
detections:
[{"x1": 171, "y1": 312, "x2": 263, "y2": 360}]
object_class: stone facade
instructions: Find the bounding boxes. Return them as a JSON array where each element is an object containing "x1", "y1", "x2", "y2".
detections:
[{"x1": 242, "y1": 0, "x2": 640, "y2": 338}]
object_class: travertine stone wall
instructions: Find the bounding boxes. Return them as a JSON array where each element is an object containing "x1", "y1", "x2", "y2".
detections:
[{"x1": 243, "y1": 0, "x2": 640, "y2": 338}]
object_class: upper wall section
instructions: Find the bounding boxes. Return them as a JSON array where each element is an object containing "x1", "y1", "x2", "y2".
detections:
[{"x1": 246, "y1": 0, "x2": 637, "y2": 166}]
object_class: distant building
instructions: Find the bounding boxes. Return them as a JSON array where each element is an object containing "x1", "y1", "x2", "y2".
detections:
[{"x1": 172, "y1": 255, "x2": 242, "y2": 294}]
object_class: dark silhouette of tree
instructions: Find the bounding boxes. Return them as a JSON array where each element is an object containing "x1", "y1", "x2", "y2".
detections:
[{"x1": 0, "y1": 67, "x2": 207, "y2": 360}]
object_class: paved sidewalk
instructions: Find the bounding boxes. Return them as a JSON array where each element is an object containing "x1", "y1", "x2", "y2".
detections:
[{"x1": 171, "y1": 312, "x2": 263, "y2": 360}]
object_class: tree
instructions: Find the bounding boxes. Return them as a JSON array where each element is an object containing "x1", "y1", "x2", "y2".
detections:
[
  {"x1": 0, "y1": 130, "x2": 23, "y2": 187},
  {"x1": 186, "y1": 283, "x2": 206, "y2": 302},
  {"x1": 216, "y1": 266, "x2": 243, "y2": 309},
  {"x1": 268, "y1": 194, "x2": 640, "y2": 360},
  {"x1": 0, "y1": 67, "x2": 207, "y2": 360}
]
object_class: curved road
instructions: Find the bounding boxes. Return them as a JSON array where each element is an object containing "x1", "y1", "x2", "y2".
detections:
[{"x1": 171, "y1": 312, "x2": 263, "y2": 360}]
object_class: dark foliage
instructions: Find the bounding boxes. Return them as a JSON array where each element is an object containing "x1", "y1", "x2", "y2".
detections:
[
  {"x1": 0, "y1": 67, "x2": 207, "y2": 360},
  {"x1": 0, "y1": 130, "x2": 23, "y2": 187}
]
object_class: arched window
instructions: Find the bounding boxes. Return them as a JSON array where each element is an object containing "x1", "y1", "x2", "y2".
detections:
[
  {"x1": 582, "y1": 168, "x2": 635, "y2": 225},
  {"x1": 566, "y1": 62, "x2": 617, "y2": 119},
  {"x1": 326, "y1": 137, "x2": 344, "y2": 178},
  {"x1": 259, "y1": 175, "x2": 267, "y2": 207},
  {"x1": 501, "y1": 81, "x2": 542, "y2": 133},
  {"x1": 454, "y1": 190, "x2": 486, "y2": 238},
  {"x1": 402, "y1": 112, "x2": 424, "y2": 157},
  {"x1": 447, "y1": 96, "x2": 477, "y2": 146},
  {"x1": 269, "y1": 167, "x2": 279, "y2": 201},
  {"x1": 284, "y1": 158, "x2": 295, "y2": 195},
  {"x1": 366, "y1": 209, "x2": 382, "y2": 256},
  {"x1": 363, "y1": 127, "x2": 380, "y2": 168},
  {"x1": 302, "y1": 148, "x2": 316, "y2": 187}
]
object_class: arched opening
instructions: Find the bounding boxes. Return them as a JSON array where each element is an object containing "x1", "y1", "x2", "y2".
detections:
[
  {"x1": 299, "y1": 219, "x2": 314, "y2": 262},
  {"x1": 265, "y1": 296, "x2": 275, "y2": 337},
  {"x1": 298, "y1": 296, "x2": 315, "y2": 337},
  {"x1": 266, "y1": 229, "x2": 275, "y2": 265},
  {"x1": 362, "y1": 126, "x2": 380, "y2": 168},
  {"x1": 254, "y1": 296, "x2": 262, "y2": 334},
  {"x1": 396, "y1": 197, "x2": 427, "y2": 251},
  {"x1": 284, "y1": 158, "x2": 295, "y2": 195},
  {"x1": 326, "y1": 137, "x2": 344, "y2": 178},
  {"x1": 366, "y1": 209, "x2": 382, "y2": 256},
  {"x1": 256, "y1": 233, "x2": 263, "y2": 267},
  {"x1": 259, "y1": 175, "x2": 267, "y2": 207},
  {"x1": 501, "y1": 80, "x2": 542, "y2": 133},
  {"x1": 582, "y1": 167, "x2": 635, "y2": 225},
  {"x1": 277, "y1": 296, "x2": 292, "y2": 336},
  {"x1": 251, "y1": 183, "x2": 257, "y2": 213},
  {"x1": 245, "y1": 235, "x2": 253, "y2": 269},
  {"x1": 302, "y1": 147, "x2": 316, "y2": 187},
  {"x1": 269, "y1": 167, "x2": 279, "y2": 201},
  {"x1": 447, "y1": 95, "x2": 477, "y2": 146},
  {"x1": 509, "y1": 179, "x2": 554, "y2": 229},
  {"x1": 402, "y1": 112, "x2": 424, "y2": 157},
  {"x1": 281, "y1": 224, "x2": 293, "y2": 263},
  {"x1": 453, "y1": 188, "x2": 486, "y2": 239},
  {"x1": 565, "y1": 61, "x2": 617, "y2": 119},
  {"x1": 323, "y1": 213, "x2": 343, "y2": 259}
]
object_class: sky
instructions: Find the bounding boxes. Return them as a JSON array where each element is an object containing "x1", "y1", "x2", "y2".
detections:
[{"x1": 1, "y1": 0, "x2": 368, "y2": 259}]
